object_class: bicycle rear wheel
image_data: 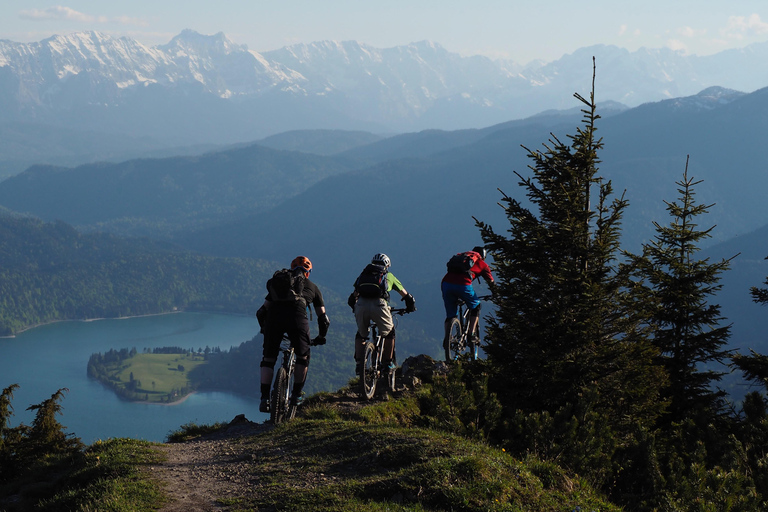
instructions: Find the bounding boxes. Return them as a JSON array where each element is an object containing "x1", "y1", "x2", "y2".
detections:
[
  {"x1": 444, "y1": 317, "x2": 463, "y2": 362},
  {"x1": 271, "y1": 367, "x2": 289, "y2": 425},
  {"x1": 360, "y1": 341, "x2": 377, "y2": 400}
]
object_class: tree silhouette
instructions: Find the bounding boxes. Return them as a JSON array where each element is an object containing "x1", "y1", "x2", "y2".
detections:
[{"x1": 475, "y1": 61, "x2": 664, "y2": 486}]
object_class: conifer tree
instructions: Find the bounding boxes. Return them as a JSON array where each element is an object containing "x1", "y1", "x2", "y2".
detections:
[
  {"x1": 635, "y1": 160, "x2": 733, "y2": 428},
  {"x1": 0, "y1": 384, "x2": 19, "y2": 452},
  {"x1": 25, "y1": 388, "x2": 83, "y2": 455},
  {"x1": 475, "y1": 64, "x2": 665, "y2": 481},
  {"x1": 730, "y1": 271, "x2": 768, "y2": 499}
]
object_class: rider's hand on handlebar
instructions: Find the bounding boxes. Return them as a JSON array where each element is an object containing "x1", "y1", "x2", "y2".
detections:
[
  {"x1": 402, "y1": 293, "x2": 416, "y2": 313},
  {"x1": 311, "y1": 336, "x2": 326, "y2": 346}
]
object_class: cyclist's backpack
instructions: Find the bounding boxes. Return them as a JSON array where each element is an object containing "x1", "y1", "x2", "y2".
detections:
[
  {"x1": 447, "y1": 252, "x2": 479, "y2": 276},
  {"x1": 355, "y1": 263, "x2": 389, "y2": 299},
  {"x1": 267, "y1": 267, "x2": 306, "y2": 304}
]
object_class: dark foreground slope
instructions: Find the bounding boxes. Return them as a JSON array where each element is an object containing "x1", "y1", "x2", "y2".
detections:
[{"x1": 0, "y1": 384, "x2": 619, "y2": 512}]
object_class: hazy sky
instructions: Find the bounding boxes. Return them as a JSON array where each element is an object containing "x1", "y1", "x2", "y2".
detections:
[{"x1": 3, "y1": 1, "x2": 768, "y2": 64}]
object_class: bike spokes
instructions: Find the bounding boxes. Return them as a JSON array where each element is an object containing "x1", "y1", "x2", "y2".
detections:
[
  {"x1": 271, "y1": 367, "x2": 289, "y2": 425},
  {"x1": 360, "y1": 342, "x2": 377, "y2": 400},
  {"x1": 445, "y1": 317, "x2": 463, "y2": 362}
]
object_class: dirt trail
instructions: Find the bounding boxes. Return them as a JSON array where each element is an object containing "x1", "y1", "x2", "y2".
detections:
[
  {"x1": 151, "y1": 391, "x2": 367, "y2": 511},
  {"x1": 150, "y1": 356, "x2": 438, "y2": 511},
  {"x1": 152, "y1": 416, "x2": 271, "y2": 511}
]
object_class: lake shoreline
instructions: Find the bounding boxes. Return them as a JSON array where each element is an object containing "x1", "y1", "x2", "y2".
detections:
[
  {"x1": 2, "y1": 309, "x2": 253, "y2": 338},
  {"x1": 0, "y1": 312, "x2": 263, "y2": 444}
]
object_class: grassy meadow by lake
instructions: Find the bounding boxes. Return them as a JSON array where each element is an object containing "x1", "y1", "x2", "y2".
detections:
[{"x1": 94, "y1": 352, "x2": 209, "y2": 403}]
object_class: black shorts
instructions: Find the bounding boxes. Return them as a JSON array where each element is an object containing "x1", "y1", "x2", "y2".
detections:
[{"x1": 262, "y1": 306, "x2": 311, "y2": 361}]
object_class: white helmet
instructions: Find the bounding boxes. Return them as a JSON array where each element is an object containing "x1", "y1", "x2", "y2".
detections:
[{"x1": 372, "y1": 253, "x2": 391, "y2": 268}]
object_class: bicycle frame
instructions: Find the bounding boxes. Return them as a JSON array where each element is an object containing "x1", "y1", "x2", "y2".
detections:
[
  {"x1": 359, "y1": 308, "x2": 407, "y2": 400},
  {"x1": 444, "y1": 294, "x2": 491, "y2": 362}
]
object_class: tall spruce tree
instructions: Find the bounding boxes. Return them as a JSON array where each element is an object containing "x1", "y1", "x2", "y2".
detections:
[
  {"x1": 635, "y1": 160, "x2": 733, "y2": 429},
  {"x1": 475, "y1": 65, "x2": 665, "y2": 482}
]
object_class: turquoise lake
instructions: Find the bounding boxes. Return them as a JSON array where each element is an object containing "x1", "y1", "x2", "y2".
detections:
[{"x1": 0, "y1": 312, "x2": 268, "y2": 444}]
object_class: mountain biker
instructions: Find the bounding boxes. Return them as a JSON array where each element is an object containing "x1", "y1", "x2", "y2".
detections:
[
  {"x1": 441, "y1": 246, "x2": 494, "y2": 347},
  {"x1": 348, "y1": 253, "x2": 416, "y2": 380},
  {"x1": 257, "y1": 256, "x2": 329, "y2": 413}
]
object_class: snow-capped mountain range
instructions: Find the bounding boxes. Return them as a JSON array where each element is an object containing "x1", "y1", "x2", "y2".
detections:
[{"x1": 2, "y1": 29, "x2": 768, "y2": 142}]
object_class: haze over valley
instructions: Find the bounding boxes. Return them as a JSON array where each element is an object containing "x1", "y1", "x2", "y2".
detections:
[
  {"x1": 6, "y1": 2, "x2": 768, "y2": 505},
  {"x1": 0, "y1": 23, "x2": 767, "y2": 403}
]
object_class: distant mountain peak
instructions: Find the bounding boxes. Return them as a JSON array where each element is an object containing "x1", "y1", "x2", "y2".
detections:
[
  {"x1": 163, "y1": 29, "x2": 246, "y2": 55},
  {"x1": 695, "y1": 86, "x2": 743, "y2": 101},
  {"x1": 2, "y1": 30, "x2": 768, "y2": 140}
]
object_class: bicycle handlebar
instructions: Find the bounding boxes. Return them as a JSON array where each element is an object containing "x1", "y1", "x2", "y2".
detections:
[
  {"x1": 457, "y1": 295, "x2": 493, "y2": 306},
  {"x1": 390, "y1": 307, "x2": 409, "y2": 316}
]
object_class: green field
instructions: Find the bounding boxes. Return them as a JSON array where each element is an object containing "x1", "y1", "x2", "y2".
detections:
[{"x1": 98, "y1": 353, "x2": 208, "y2": 403}]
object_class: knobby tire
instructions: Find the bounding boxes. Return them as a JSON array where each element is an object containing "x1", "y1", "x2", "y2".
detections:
[
  {"x1": 271, "y1": 367, "x2": 289, "y2": 425},
  {"x1": 361, "y1": 341, "x2": 377, "y2": 400},
  {"x1": 287, "y1": 365, "x2": 297, "y2": 420},
  {"x1": 445, "y1": 317, "x2": 463, "y2": 362}
]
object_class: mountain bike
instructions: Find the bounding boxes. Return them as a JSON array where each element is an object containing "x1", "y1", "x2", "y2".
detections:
[
  {"x1": 270, "y1": 336, "x2": 297, "y2": 425},
  {"x1": 360, "y1": 308, "x2": 409, "y2": 400},
  {"x1": 444, "y1": 295, "x2": 492, "y2": 362},
  {"x1": 269, "y1": 336, "x2": 296, "y2": 425},
  {"x1": 270, "y1": 334, "x2": 325, "y2": 424}
]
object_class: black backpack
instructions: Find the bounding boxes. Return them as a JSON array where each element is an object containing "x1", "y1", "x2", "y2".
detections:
[
  {"x1": 446, "y1": 252, "x2": 479, "y2": 276},
  {"x1": 355, "y1": 263, "x2": 389, "y2": 299},
  {"x1": 267, "y1": 268, "x2": 306, "y2": 304}
]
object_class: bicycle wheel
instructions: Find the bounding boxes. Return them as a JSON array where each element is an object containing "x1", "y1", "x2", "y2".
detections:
[
  {"x1": 360, "y1": 341, "x2": 377, "y2": 400},
  {"x1": 286, "y1": 369, "x2": 297, "y2": 420},
  {"x1": 444, "y1": 317, "x2": 463, "y2": 362},
  {"x1": 270, "y1": 367, "x2": 288, "y2": 425}
]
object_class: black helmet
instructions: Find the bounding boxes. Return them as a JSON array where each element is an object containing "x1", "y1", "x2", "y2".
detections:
[{"x1": 472, "y1": 246, "x2": 487, "y2": 260}]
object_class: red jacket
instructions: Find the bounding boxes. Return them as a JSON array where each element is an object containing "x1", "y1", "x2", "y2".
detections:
[{"x1": 442, "y1": 251, "x2": 494, "y2": 286}]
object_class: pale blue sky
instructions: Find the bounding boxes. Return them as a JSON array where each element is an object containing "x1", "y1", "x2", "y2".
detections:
[{"x1": 2, "y1": 1, "x2": 768, "y2": 64}]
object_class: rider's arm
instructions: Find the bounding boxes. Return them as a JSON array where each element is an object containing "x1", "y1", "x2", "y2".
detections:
[
  {"x1": 387, "y1": 274, "x2": 415, "y2": 312},
  {"x1": 472, "y1": 259, "x2": 494, "y2": 284},
  {"x1": 316, "y1": 305, "x2": 329, "y2": 337}
]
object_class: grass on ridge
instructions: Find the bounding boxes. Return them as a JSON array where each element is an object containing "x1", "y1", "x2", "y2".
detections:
[
  {"x1": 1, "y1": 438, "x2": 165, "y2": 512},
  {"x1": 237, "y1": 416, "x2": 621, "y2": 512}
]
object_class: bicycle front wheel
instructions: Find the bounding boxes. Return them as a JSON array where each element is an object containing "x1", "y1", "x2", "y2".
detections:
[
  {"x1": 271, "y1": 367, "x2": 289, "y2": 425},
  {"x1": 360, "y1": 342, "x2": 377, "y2": 400},
  {"x1": 444, "y1": 317, "x2": 463, "y2": 362}
]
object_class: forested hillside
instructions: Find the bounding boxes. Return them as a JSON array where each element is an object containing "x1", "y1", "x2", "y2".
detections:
[
  {"x1": 0, "y1": 143, "x2": 364, "y2": 238},
  {"x1": 0, "y1": 214, "x2": 273, "y2": 336}
]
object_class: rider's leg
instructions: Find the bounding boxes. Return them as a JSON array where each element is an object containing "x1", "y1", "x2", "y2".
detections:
[
  {"x1": 260, "y1": 358, "x2": 276, "y2": 398},
  {"x1": 259, "y1": 320, "x2": 282, "y2": 411},
  {"x1": 462, "y1": 285, "x2": 482, "y2": 342},
  {"x1": 374, "y1": 299, "x2": 395, "y2": 367},
  {"x1": 288, "y1": 314, "x2": 312, "y2": 404},
  {"x1": 441, "y1": 281, "x2": 461, "y2": 342},
  {"x1": 354, "y1": 300, "x2": 372, "y2": 373},
  {"x1": 354, "y1": 332, "x2": 366, "y2": 372},
  {"x1": 382, "y1": 329, "x2": 396, "y2": 367},
  {"x1": 292, "y1": 354, "x2": 310, "y2": 404},
  {"x1": 467, "y1": 303, "x2": 482, "y2": 342}
]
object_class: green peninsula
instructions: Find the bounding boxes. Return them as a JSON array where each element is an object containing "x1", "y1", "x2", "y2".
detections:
[{"x1": 87, "y1": 348, "x2": 209, "y2": 403}]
